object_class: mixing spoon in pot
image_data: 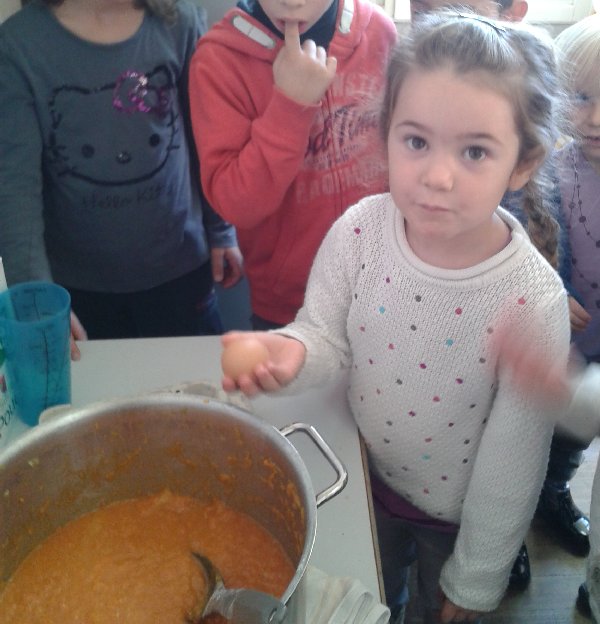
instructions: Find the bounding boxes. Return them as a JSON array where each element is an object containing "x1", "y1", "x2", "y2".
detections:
[{"x1": 191, "y1": 553, "x2": 287, "y2": 624}]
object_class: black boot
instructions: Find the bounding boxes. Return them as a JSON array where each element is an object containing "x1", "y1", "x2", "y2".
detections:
[
  {"x1": 577, "y1": 582, "x2": 592, "y2": 619},
  {"x1": 536, "y1": 483, "x2": 590, "y2": 556},
  {"x1": 508, "y1": 543, "x2": 531, "y2": 591}
]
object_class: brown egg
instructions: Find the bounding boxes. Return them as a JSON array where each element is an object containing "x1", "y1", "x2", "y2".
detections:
[{"x1": 221, "y1": 337, "x2": 269, "y2": 378}]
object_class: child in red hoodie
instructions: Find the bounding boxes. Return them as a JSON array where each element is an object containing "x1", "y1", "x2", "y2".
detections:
[{"x1": 189, "y1": 0, "x2": 397, "y2": 329}]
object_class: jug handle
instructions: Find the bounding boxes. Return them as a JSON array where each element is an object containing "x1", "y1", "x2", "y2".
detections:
[{"x1": 38, "y1": 403, "x2": 73, "y2": 423}]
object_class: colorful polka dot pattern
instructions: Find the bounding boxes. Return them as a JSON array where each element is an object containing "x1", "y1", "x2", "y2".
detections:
[
  {"x1": 301, "y1": 196, "x2": 569, "y2": 525},
  {"x1": 344, "y1": 230, "x2": 553, "y2": 521}
]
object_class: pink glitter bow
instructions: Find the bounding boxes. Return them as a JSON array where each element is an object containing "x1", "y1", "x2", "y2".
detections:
[{"x1": 112, "y1": 70, "x2": 170, "y2": 116}]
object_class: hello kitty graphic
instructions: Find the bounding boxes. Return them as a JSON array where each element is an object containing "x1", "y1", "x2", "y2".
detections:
[{"x1": 45, "y1": 65, "x2": 181, "y2": 186}]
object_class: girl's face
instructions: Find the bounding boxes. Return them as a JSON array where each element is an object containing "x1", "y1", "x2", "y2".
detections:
[
  {"x1": 387, "y1": 68, "x2": 536, "y2": 257},
  {"x1": 258, "y1": 0, "x2": 335, "y2": 35},
  {"x1": 572, "y1": 85, "x2": 600, "y2": 173}
]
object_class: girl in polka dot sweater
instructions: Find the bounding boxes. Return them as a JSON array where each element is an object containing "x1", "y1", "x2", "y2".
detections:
[{"x1": 221, "y1": 12, "x2": 571, "y2": 624}]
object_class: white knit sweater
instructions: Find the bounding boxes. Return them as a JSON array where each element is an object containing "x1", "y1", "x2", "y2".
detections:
[{"x1": 281, "y1": 193, "x2": 571, "y2": 612}]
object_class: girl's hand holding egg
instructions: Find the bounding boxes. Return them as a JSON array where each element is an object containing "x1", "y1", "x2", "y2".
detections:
[{"x1": 220, "y1": 332, "x2": 307, "y2": 396}]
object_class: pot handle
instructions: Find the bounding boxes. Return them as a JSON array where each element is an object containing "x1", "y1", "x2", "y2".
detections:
[{"x1": 279, "y1": 422, "x2": 348, "y2": 507}]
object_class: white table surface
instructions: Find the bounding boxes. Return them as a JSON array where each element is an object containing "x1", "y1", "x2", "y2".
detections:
[{"x1": 65, "y1": 336, "x2": 383, "y2": 599}]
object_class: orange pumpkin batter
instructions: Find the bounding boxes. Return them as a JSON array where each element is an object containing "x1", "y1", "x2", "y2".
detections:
[{"x1": 0, "y1": 490, "x2": 295, "y2": 623}]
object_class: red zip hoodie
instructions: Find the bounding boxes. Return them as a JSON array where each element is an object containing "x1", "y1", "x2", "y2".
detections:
[{"x1": 189, "y1": 0, "x2": 396, "y2": 324}]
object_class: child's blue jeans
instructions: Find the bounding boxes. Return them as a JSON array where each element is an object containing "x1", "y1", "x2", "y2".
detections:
[{"x1": 374, "y1": 499, "x2": 482, "y2": 624}]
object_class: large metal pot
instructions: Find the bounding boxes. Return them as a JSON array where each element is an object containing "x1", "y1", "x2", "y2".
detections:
[{"x1": 0, "y1": 393, "x2": 347, "y2": 621}]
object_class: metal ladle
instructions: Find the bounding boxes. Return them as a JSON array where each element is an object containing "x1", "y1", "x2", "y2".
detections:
[{"x1": 191, "y1": 553, "x2": 288, "y2": 624}]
